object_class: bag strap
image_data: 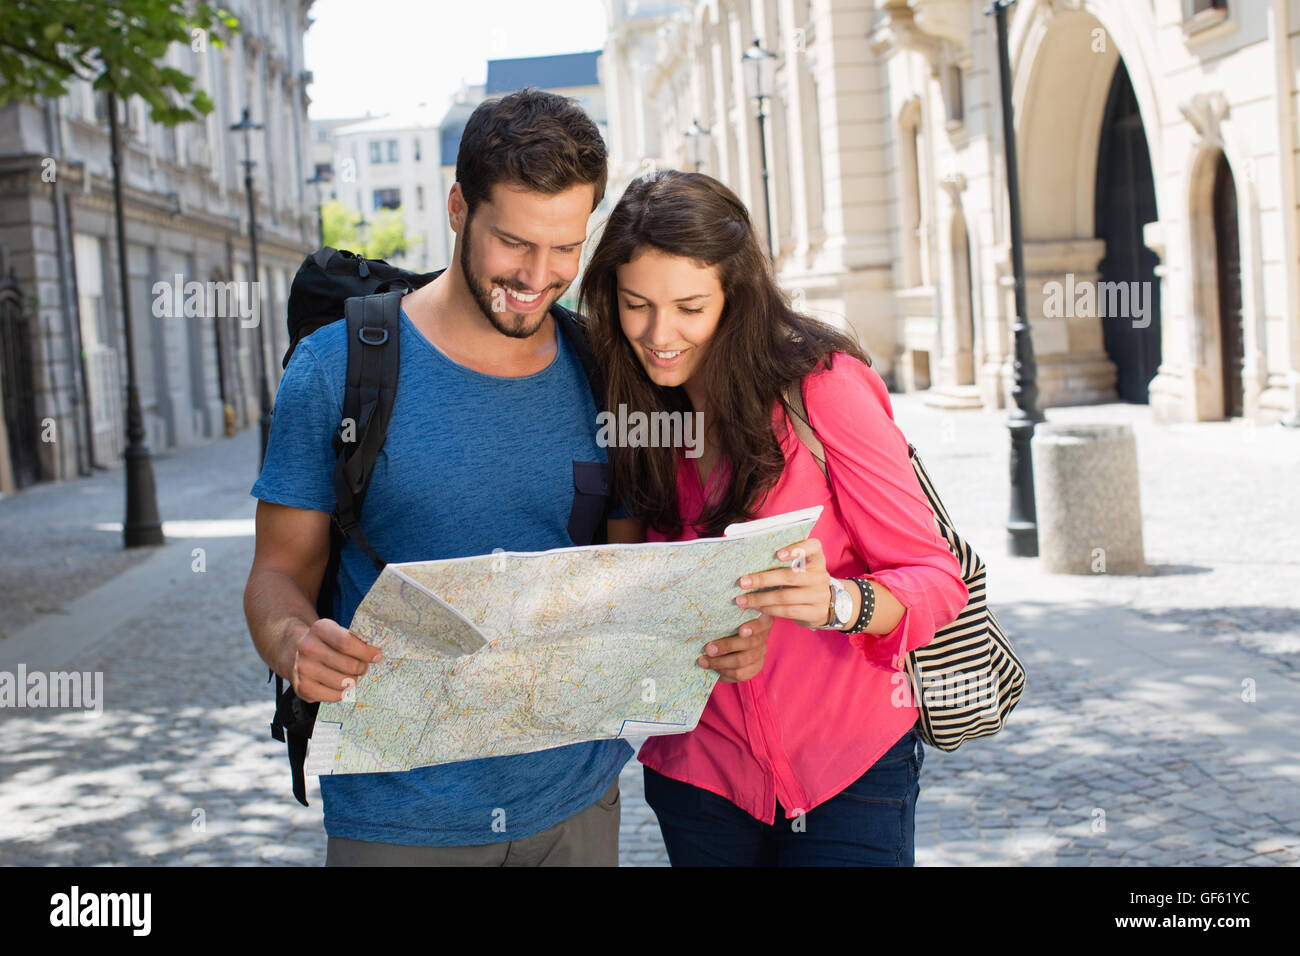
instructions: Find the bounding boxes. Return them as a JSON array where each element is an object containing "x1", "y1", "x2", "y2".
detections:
[
  {"x1": 783, "y1": 380, "x2": 828, "y2": 478},
  {"x1": 269, "y1": 289, "x2": 401, "y2": 808},
  {"x1": 332, "y1": 290, "x2": 403, "y2": 572},
  {"x1": 554, "y1": 305, "x2": 616, "y2": 541},
  {"x1": 272, "y1": 672, "x2": 313, "y2": 805},
  {"x1": 781, "y1": 376, "x2": 919, "y2": 480},
  {"x1": 553, "y1": 305, "x2": 606, "y2": 413}
]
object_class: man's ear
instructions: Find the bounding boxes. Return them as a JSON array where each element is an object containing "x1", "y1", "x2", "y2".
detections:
[{"x1": 448, "y1": 183, "x2": 468, "y2": 235}]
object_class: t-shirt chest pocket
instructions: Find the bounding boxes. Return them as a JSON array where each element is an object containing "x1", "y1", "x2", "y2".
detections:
[{"x1": 568, "y1": 460, "x2": 611, "y2": 546}]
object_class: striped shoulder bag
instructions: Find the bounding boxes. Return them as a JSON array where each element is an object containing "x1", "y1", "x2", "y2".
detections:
[{"x1": 783, "y1": 383, "x2": 1026, "y2": 750}]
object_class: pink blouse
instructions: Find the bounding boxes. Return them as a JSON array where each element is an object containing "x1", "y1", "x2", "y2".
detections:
[{"x1": 637, "y1": 352, "x2": 970, "y2": 824}]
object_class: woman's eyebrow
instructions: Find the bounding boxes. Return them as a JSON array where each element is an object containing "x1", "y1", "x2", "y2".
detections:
[{"x1": 618, "y1": 287, "x2": 713, "y2": 303}]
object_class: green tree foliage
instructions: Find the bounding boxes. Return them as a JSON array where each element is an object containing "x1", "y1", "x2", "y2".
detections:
[
  {"x1": 321, "y1": 199, "x2": 417, "y2": 262},
  {"x1": 321, "y1": 199, "x2": 358, "y2": 249},
  {"x1": 0, "y1": 0, "x2": 239, "y2": 126}
]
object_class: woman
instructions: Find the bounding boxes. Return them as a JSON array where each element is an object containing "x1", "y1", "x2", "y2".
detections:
[{"x1": 579, "y1": 170, "x2": 970, "y2": 866}]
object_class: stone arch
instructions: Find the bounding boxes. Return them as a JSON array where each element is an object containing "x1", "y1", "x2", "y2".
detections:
[
  {"x1": 1011, "y1": 2, "x2": 1164, "y2": 240},
  {"x1": 998, "y1": 0, "x2": 1166, "y2": 407}
]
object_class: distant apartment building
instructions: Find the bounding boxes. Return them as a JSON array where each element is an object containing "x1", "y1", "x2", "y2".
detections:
[{"x1": 316, "y1": 103, "x2": 450, "y2": 272}]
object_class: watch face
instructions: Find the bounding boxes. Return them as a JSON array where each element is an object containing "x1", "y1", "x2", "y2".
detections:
[{"x1": 834, "y1": 588, "x2": 853, "y2": 624}]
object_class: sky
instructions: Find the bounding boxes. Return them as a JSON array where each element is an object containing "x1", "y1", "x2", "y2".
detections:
[{"x1": 302, "y1": 0, "x2": 610, "y2": 121}]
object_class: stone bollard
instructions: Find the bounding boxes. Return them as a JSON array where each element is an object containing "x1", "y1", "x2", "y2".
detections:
[{"x1": 1030, "y1": 423, "x2": 1146, "y2": 574}]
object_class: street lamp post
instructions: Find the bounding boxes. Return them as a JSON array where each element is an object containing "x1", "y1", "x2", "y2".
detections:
[
  {"x1": 683, "y1": 119, "x2": 712, "y2": 173},
  {"x1": 988, "y1": 0, "x2": 1045, "y2": 557},
  {"x1": 305, "y1": 170, "x2": 330, "y2": 248},
  {"x1": 230, "y1": 107, "x2": 272, "y2": 467},
  {"x1": 106, "y1": 90, "x2": 164, "y2": 548},
  {"x1": 741, "y1": 38, "x2": 778, "y2": 261}
]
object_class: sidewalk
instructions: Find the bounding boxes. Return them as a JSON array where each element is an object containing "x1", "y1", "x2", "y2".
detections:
[
  {"x1": 0, "y1": 431, "x2": 265, "y2": 639},
  {"x1": 0, "y1": 395, "x2": 1297, "y2": 866}
]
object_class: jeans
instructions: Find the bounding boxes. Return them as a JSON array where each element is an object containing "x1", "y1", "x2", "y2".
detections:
[{"x1": 643, "y1": 723, "x2": 923, "y2": 866}]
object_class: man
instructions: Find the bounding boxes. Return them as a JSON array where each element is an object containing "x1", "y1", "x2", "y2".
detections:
[{"x1": 243, "y1": 88, "x2": 769, "y2": 866}]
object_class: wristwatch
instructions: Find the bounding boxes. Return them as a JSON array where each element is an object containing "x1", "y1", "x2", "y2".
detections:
[{"x1": 826, "y1": 577, "x2": 854, "y2": 630}]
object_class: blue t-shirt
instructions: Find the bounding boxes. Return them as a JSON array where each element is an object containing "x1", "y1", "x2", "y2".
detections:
[{"x1": 251, "y1": 307, "x2": 633, "y2": 846}]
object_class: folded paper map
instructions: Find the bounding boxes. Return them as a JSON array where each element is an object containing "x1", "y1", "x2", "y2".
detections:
[{"x1": 305, "y1": 506, "x2": 822, "y2": 775}]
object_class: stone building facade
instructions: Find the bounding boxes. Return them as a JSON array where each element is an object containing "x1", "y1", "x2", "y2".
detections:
[
  {"x1": 0, "y1": 0, "x2": 319, "y2": 496},
  {"x1": 602, "y1": 0, "x2": 1300, "y2": 426}
]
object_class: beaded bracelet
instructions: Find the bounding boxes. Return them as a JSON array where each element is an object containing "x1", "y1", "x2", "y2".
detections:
[{"x1": 845, "y1": 577, "x2": 875, "y2": 634}]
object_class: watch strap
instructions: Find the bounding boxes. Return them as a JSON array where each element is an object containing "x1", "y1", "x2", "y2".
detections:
[{"x1": 845, "y1": 577, "x2": 875, "y2": 634}]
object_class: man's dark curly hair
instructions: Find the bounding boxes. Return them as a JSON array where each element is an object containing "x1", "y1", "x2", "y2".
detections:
[{"x1": 455, "y1": 87, "x2": 608, "y2": 217}]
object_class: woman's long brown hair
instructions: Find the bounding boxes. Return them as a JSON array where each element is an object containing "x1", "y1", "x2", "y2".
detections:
[{"x1": 579, "y1": 170, "x2": 872, "y2": 538}]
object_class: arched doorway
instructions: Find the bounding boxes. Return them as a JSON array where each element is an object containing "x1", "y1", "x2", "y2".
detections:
[
  {"x1": 1212, "y1": 153, "x2": 1244, "y2": 418},
  {"x1": 0, "y1": 275, "x2": 39, "y2": 488},
  {"x1": 1094, "y1": 60, "x2": 1161, "y2": 403},
  {"x1": 1013, "y1": 5, "x2": 1165, "y2": 408}
]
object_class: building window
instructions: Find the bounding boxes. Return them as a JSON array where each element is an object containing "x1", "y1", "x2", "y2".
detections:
[
  {"x1": 129, "y1": 97, "x2": 149, "y2": 143},
  {"x1": 416, "y1": 185, "x2": 424, "y2": 211},
  {"x1": 898, "y1": 101, "x2": 926, "y2": 288},
  {"x1": 74, "y1": 234, "x2": 111, "y2": 348},
  {"x1": 373, "y1": 188, "x2": 401, "y2": 210},
  {"x1": 941, "y1": 64, "x2": 964, "y2": 131},
  {"x1": 1183, "y1": 0, "x2": 1232, "y2": 40},
  {"x1": 414, "y1": 138, "x2": 421, "y2": 162},
  {"x1": 370, "y1": 139, "x2": 400, "y2": 163}
]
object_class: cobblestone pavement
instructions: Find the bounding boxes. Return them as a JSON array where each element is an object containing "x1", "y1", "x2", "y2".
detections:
[
  {"x1": 0, "y1": 393, "x2": 1297, "y2": 866},
  {"x1": 897, "y1": 394, "x2": 1300, "y2": 866}
]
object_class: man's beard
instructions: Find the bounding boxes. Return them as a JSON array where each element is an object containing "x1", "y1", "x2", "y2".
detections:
[{"x1": 460, "y1": 214, "x2": 560, "y2": 339}]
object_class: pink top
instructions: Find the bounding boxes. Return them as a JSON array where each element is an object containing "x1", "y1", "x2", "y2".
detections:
[{"x1": 638, "y1": 352, "x2": 970, "y2": 823}]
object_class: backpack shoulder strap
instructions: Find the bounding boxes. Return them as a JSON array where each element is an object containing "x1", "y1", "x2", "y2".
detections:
[
  {"x1": 333, "y1": 289, "x2": 403, "y2": 572},
  {"x1": 553, "y1": 305, "x2": 606, "y2": 412},
  {"x1": 272, "y1": 289, "x2": 402, "y2": 808}
]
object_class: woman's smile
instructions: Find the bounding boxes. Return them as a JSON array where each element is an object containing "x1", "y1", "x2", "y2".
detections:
[{"x1": 645, "y1": 345, "x2": 691, "y2": 368}]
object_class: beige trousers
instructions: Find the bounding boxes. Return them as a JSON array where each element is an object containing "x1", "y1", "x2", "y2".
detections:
[{"x1": 323, "y1": 779, "x2": 621, "y2": 866}]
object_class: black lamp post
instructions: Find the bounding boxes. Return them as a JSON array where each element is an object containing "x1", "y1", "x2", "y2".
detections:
[
  {"x1": 106, "y1": 89, "x2": 164, "y2": 548},
  {"x1": 305, "y1": 170, "x2": 330, "y2": 248},
  {"x1": 741, "y1": 38, "x2": 778, "y2": 260},
  {"x1": 230, "y1": 107, "x2": 272, "y2": 467},
  {"x1": 683, "y1": 119, "x2": 712, "y2": 173},
  {"x1": 988, "y1": 0, "x2": 1045, "y2": 556}
]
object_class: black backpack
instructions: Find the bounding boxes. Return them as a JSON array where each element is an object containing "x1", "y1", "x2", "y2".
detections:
[{"x1": 268, "y1": 246, "x2": 612, "y2": 805}]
